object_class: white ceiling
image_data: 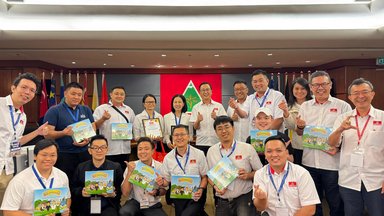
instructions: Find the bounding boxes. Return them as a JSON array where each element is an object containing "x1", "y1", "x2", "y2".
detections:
[{"x1": 0, "y1": 0, "x2": 383, "y2": 69}]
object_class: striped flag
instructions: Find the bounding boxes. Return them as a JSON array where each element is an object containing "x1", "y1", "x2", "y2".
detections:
[
  {"x1": 100, "y1": 72, "x2": 108, "y2": 104},
  {"x1": 82, "y1": 72, "x2": 88, "y2": 105},
  {"x1": 48, "y1": 71, "x2": 57, "y2": 107},
  {"x1": 60, "y1": 71, "x2": 65, "y2": 102},
  {"x1": 39, "y1": 72, "x2": 48, "y2": 124},
  {"x1": 91, "y1": 72, "x2": 99, "y2": 110}
]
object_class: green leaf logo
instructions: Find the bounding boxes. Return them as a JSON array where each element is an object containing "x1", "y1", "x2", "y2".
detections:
[{"x1": 182, "y1": 80, "x2": 201, "y2": 113}]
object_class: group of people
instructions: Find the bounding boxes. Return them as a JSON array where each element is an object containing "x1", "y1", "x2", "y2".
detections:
[{"x1": 0, "y1": 69, "x2": 382, "y2": 216}]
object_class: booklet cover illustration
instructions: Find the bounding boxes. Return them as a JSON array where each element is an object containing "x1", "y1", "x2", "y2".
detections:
[
  {"x1": 85, "y1": 170, "x2": 114, "y2": 195},
  {"x1": 69, "y1": 118, "x2": 96, "y2": 143},
  {"x1": 207, "y1": 157, "x2": 238, "y2": 191},
  {"x1": 128, "y1": 161, "x2": 159, "y2": 192},
  {"x1": 302, "y1": 126, "x2": 337, "y2": 155},
  {"x1": 170, "y1": 175, "x2": 200, "y2": 199},
  {"x1": 33, "y1": 187, "x2": 69, "y2": 216},
  {"x1": 111, "y1": 123, "x2": 133, "y2": 140},
  {"x1": 250, "y1": 130, "x2": 277, "y2": 153}
]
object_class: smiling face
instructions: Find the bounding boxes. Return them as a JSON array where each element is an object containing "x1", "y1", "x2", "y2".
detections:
[
  {"x1": 64, "y1": 87, "x2": 83, "y2": 107},
  {"x1": 10, "y1": 78, "x2": 37, "y2": 108},
  {"x1": 348, "y1": 83, "x2": 375, "y2": 111},
  {"x1": 293, "y1": 82, "x2": 308, "y2": 102},
  {"x1": 199, "y1": 84, "x2": 212, "y2": 101},
  {"x1": 265, "y1": 139, "x2": 288, "y2": 170},
  {"x1": 215, "y1": 122, "x2": 234, "y2": 143},
  {"x1": 143, "y1": 96, "x2": 156, "y2": 112},
  {"x1": 137, "y1": 141, "x2": 154, "y2": 163},
  {"x1": 88, "y1": 139, "x2": 108, "y2": 162},
  {"x1": 233, "y1": 83, "x2": 248, "y2": 101},
  {"x1": 254, "y1": 112, "x2": 273, "y2": 130},
  {"x1": 310, "y1": 76, "x2": 331, "y2": 102},
  {"x1": 251, "y1": 74, "x2": 269, "y2": 94},
  {"x1": 173, "y1": 96, "x2": 185, "y2": 112},
  {"x1": 172, "y1": 127, "x2": 190, "y2": 149},
  {"x1": 110, "y1": 88, "x2": 126, "y2": 105},
  {"x1": 34, "y1": 145, "x2": 58, "y2": 173}
]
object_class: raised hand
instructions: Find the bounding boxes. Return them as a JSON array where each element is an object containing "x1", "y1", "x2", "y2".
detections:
[
  {"x1": 338, "y1": 115, "x2": 357, "y2": 132},
  {"x1": 232, "y1": 112, "x2": 239, "y2": 121},
  {"x1": 228, "y1": 97, "x2": 238, "y2": 109},
  {"x1": 278, "y1": 100, "x2": 290, "y2": 118},
  {"x1": 102, "y1": 110, "x2": 111, "y2": 120},
  {"x1": 197, "y1": 112, "x2": 203, "y2": 122},
  {"x1": 155, "y1": 173, "x2": 165, "y2": 187},
  {"x1": 238, "y1": 168, "x2": 250, "y2": 180},
  {"x1": 296, "y1": 115, "x2": 306, "y2": 129},
  {"x1": 36, "y1": 121, "x2": 49, "y2": 136},
  {"x1": 211, "y1": 109, "x2": 217, "y2": 119},
  {"x1": 63, "y1": 126, "x2": 74, "y2": 136},
  {"x1": 253, "y1": 184, "x2": 267, "y2": 200}
]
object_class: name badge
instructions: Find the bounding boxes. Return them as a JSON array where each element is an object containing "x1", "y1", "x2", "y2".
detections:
[
  {"x1": 350, "y1": 148, "x2": 364, "y2": 168},
  {"x1": 140, "y1": 195, "x2": 150, "y2": 209},
  {"x1": 90, "y1": 197, "x2": 101, "y2": 214},
  {"x1": 10, "y1": 136, "x2": 21, "y2": 156}
]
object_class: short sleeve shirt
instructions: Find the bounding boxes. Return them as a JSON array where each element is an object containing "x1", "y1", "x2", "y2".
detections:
[{"x1": 133, "y1": 110, "x2": 164, "y2": 140}]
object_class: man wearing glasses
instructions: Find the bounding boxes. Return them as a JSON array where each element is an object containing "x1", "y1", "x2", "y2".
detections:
[
  {"x1": 296, "y1": 70, "x2": 351, "y2": 216},
  {"x1": 71, "y1": 135, "x2": 123, "y2": 216}
]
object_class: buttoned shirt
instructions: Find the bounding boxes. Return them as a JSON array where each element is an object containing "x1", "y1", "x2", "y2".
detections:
[
  {"x1": 190, "y1": 100, "x2": 227, "y2": 146},
  {"x1": 0, "y1": 95, "x2": 27, "y2": 175},
  {"x1": 207, "y1": 140, "x2": 262, "y2": 199},
  {"x1": 133, "y1": 110, "x2": 164, "y2": 140},
  {"x1": 123, "y1": 160, "x2": 163, "y2": 207},
  {"x1": 333, "y1": 106, "x2": 384, "y2": 192},
  {"x1": 284, "y1": 102, "x2": 303, "y2": 150},
  {"x1": 1, "y1": 165, "x2": 70, "y2": 214},
  {"x1": 163, "y1": 112, "x2": 191, "y2": 145},
  {"x1": 93, "y1": 102, "x2": 135, "y2": 155},
  {"x1": 227, "y1": 99, "x2": 250, "y2": 142},
  {"x1": 253, "y1": 161, "x2": 320, "y2": 216},
  {"x1": 161, "y1": 145, "x2": 208, "y2": 182},
  {"x1": 299, "y1": 96, "x2": 352, "y2": 170}
]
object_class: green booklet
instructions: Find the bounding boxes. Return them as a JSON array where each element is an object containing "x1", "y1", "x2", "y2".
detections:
[
  {"x1": 33, "y1": 187, "x2": 69, "y2": 216},
  {"x1": 84, "y1": 170, "x2": 114, "y2": 195},
  {"x1": 170, "y1": 175, "x2": 200, "y2": 199},
  {"x1": 302, "y1": 126, "x2": 337, "y2": 155},
  {"x1": 250, "y1": 130, "x2": 277, "y2": 153},
  {"x1": 207, "y1": 157, "x2": 238, "y2": 191},
  {"x1": 111, "y1": 123, "x2": 133, "y2": 140},
  {"x1": 69, "y1": 118, "x2": 96, "y2": 143},
  {"x1": 128, "y1": 161, "x2": 158, "y2": 192}
]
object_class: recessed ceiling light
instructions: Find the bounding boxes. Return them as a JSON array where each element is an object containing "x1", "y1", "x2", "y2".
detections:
[
  {"x1": 214, "y1": 54, "x2": 220, "y2": 57},
  {"x1": 72, "y1": 61, "x2": 76, "y2": 64},
  {"x1": 220, "y1": 65, "x2": 225, "y2": 68},
  {"x1": 161, "y1": 54, "x2": 167, "y2": 57},
  {"x1": 107, "y1": 53, "x2": 113, "y2": 57},
  {"x1": 156, "y1": 65, "x2": 161, "y2": 68},
  {"x1": 276, "y1": 62, "x2": 280, "y2": 65},
  {"x1": 248, "y1": 64, "x2": 253, "y2": 67},
  {"x1": 204, "y1": 65, "x2": 209, "y2": 68},
  {"x1": 103, "y1": 63, "x2": 107, "y2": 66},
  {"x1": 172, "y1": 65, "x2": 177, "y2": 68},
  {"x1": 130, "y1": 64, "x2": 135, "y2": 67},
  {"x1": 267, "y1": 53, "x2": 273, "y2": 56},
  {"x1": 189, "y1": 65, "x2": 193, "y2": 68},
  {"x1": 305, "y1": 60, "x2": 311, "y2": 63}
]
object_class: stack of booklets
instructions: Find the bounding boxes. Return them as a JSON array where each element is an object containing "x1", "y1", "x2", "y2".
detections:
[
  {"x1": 250, "y1": 130, "x2": 277, "y2": 153},
  {"x1": 111, "y1": 123, "x2": 133, "y2": 140},
  {"x1": 207, "y1": 157, "x2": 238, "y2": 190},
  {"x1": 170, "y1": 175, "x2": 201, "y2": 199},
  {"x1": 302, "y1": 126, "x2": 337, "y2": 155},
  {"x1": 128, "y1": 161, "x2": 158, "y2": 192},
  {"x1": 33, "y1": 187, "x2": 69, "y2": 216},
  {"x1": 69, "y1": 119, "x2": 96, "y2": 143},
  {"x1": 84, "y1": 170, "x2": 114, "y2": 195}
]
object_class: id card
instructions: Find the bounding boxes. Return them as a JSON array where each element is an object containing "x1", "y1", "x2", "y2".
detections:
[
  {"x1": 90, "y1": 197, "x2": 101, "y2": 214},
  {"x1": 350, "y1": 150, "x2": 364, "y2": 168},
  {"x1": 140, "y1": 195, "x2": 149, "y2": 209},
  {"x1": 9, "y1": 138, "x2": 21, "y2": 156}
]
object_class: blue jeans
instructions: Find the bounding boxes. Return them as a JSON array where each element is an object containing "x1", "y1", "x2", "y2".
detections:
[
  {"x1": 339, "y1": 183, "x2": 384, "y2": 216},
  {"x1": 303, "y1": 166, "x2": 344, "y2": 216}
]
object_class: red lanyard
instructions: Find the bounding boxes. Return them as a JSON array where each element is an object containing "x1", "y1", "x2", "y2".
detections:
[{"x1": 355, "y1": 115, "x2": 371, "y2": 145}]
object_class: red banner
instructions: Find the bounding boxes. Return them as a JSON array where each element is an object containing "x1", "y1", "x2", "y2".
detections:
[{"x1": 160, "y1": 74, "x2": 222, "y2": 115}]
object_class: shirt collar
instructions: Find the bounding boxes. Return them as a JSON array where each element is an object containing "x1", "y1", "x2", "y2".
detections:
[
  {"x1": 33, "y1": 163, "x2": 55, "y2": 181},
  {"x1": 109, "y1": 100, "x2": 126, "y2": 108},
  {"x1": 352, "y1": 106, "x2": 375, "y2": 118},
  {"x1": 219, "y1": 140, "x2": 235, "y2": 149},
  {"x1": 63, "y1": 101, "x2": 78, "y2": 110},
  {"x1": 255, "y1": 88, "x2": 270, "y2": 98},
  {"x1": 311, "y1": 95, "x2": 333, "y2": 105},
  {"x1": 269, "y1": 161, "x2": 288, "y2": 175},
  {"x1": 5, "y1": 95, "x2": 23, "y2": 114}
]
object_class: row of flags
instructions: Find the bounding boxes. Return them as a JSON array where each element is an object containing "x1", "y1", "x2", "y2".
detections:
[
  {"x1": 269, "y1": 71, "x2": 312, "y2": 101},
  {"x1": 38, "y1": 71, "x2": 109, "y2": 124}
]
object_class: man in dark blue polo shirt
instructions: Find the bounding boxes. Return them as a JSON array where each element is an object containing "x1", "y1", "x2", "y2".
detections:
[{"x1": 43, "y1": 82, "x2": 95, "y2": 182}]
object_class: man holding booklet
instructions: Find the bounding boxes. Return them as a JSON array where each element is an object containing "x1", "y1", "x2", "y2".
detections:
[
  {"x1": 207, "y1": 115, "x2": 262, "y2": 216},
  {"x1": 120, "y1": 137, "x2": 167, "y2": 216}
]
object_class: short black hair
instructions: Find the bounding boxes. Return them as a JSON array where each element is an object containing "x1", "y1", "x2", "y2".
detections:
[
  {"x1": 264, "y1": 134, "x2": 287, "y2": 149},
  {"x1": 233, "y1": 80, "x2": 247, "y2": 87},
  {"x1": 251, "y1": 69, "x2": 269, "y2": 80},
  {"x1": 64, "y1": 82, "x2": 84, "y2": 91},
  {"x1": 171, "y1": 94, "x2": 188, "y2": 113},
  {"x1": 213, "y1": 115, "x2": 234, "y2": 130},
  {"x1": 110, "y1": 86, "x2": 126, "y2": 93},
  {"x1": 142, "y1": 94, "x2": 157, "y2": 103},
  {"x1": 171, "y1": 124, "x2": 189, "y2": 135},
  {"x1": 309, "y1": 70, "x2": 331, "y2": 84},
  {"x1": 90, "y1": 135, "x2": 108, "y2": 146},
  {"x1": 347, "y1": 78, "x2": 374, "y2": 95},
  {"x1": 137, "y1": 137, "x2": 156, "y2": 149},
  {"x1": 34, "y1": 139, "x2": 59, "y2": 156},
  {"x1": 13, "y1": 72, "x2": 41, "y2": 92},
  {"x1": 199, "y1": 82, "x2": 212, "y2": 91}
]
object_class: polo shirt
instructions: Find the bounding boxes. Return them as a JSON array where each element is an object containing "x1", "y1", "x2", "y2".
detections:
[
  {"x1": 333, "y1": 106, "x2": 384, "y2": 192},
  {"x1": 0, "y1": 95, "x2": 27, "y2": 175},
  {"x1": 93, "y1": 102, "x2": 136, "y2": 155},
  {"x1": 207, "y1": 140, "x2": 262, "y2": 199},
  {"x1": 163, "y1": 112, "x2": 191, "y2": 145},
  {"x1": 253, "y1": 161, "x2": 320, "y2": 216},
  {"x1": 189, "y1": 100, "x2": 227, "y2": 146},
  {"x1": 123, "y1": 160, "x2": 163, "y2": 207},
  {"x1": 133, "y1": 110, "x2": 164, "y2": 140},
  {"x1": 227, "y1": 98, "x2": 250, "y2": 142},
  {"x1": 160, "y1": 145, "x2": 208, "y2": 182},
  {"x1": 43, "y1": 102, "x2": 95, "y2": 153},
  {"x1": 0, "y1": 165, "x2": 70, "y2": 214},
  {"x1": 299, "y1": 96, "x2": 351, "y2": 170}
]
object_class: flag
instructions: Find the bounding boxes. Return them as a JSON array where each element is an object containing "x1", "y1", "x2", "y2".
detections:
[
  {"x1": 292, "y1": 72, "x2": 296, "y2": 82},
  {"x1": 308, "y1": 70, "x2": 311, "y2": 81},
  {"x1": 300, "y1": 71, "x2": 304, "y2": 78},
  {"x1": 68, "y1": 71, "x2": 72, "y2": 83},
  {"x1": 269, "y1": 73, "x2": 275, "y2": 89},
  {"x1": 91, "y1": 72, "x2": 99, "y2": 110},
  {"x1": 100, "y1": 72, "x2": 108, "y2": 104},
  {"x1": 284, "y1": 73, "x2": 290, "y2": 102},
  {"x1": 39, "y1": 72, "x2": 48, "y2": 124},
  {"x1": 60, "y1": 70, "x2": 65, "y2": 102},
  {"x1": 82, "y1": 72, "x2": 88, "y2": 105},
  {"x1": 76, "y1": 71, "x2": 80, "y2": 83},
  {"x1": 277, "y1": 72, "x2": 281, "y2": 92},
  {"x1": 48, "y1": 71, "x2": 57, "y2": 107}
]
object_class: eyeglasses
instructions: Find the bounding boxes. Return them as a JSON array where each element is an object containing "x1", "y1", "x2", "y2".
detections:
[
  {"x1": 145, "y1": 101, "x2": 156, "y2": 104},
  {"x1": 19, "y1": 85, "x2": 37, "y2": 94},
  {"x1": 234, "y1": 88, "x2": 247, "y2": 92},
  {"x1": 216, "y1": 125, "x2": 232, "y2": 132},
  {"x1": 350, "y1": 90, "x2": 372, "y2": 96},
  {"x1": 89, "y1": 145, "x2": 108, "y2": 151},
  {"x1": 310, "y1": 82, "x2": 330, "y2": 88},
  {"x1": 172, "y1": 133, "x2": 188, "y2": 137}
]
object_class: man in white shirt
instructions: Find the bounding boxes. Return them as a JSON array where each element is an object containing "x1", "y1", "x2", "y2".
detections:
[
  {"x1": 1, "y1": 139, "x2": 71, "y2": 216},
  {"x1": 296, "y1": 70, "x2": 351, "y2": 216},
  {"x1": 328, "y1": 78, "x2": 384, "y2": 216},
  {"x1": 190, "y1": 82, "x2": 227, "y2": 155},
  {"x1": 94, "y1": 86, "x2": 135, "y2": 170},
  {"x1": 253, "y1": 135, "x2": 320, "y2": 216},
  {"x1": 227, "y1": 81, "x2": 250, "y2": 142},
  {"x1": 0, "y1": 73, "x2": 48, "y2": 211}
]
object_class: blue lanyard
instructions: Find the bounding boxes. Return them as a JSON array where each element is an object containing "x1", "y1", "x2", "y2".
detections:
[
  {"x1": 32, "y1": 165, "x2": 54, "y2": 189},
  {"x1": 175, "y1": 145, "x2": 190, "y2": 174},
  {"x1": 9, "y1": 106, "x2": 21, "y2": 134},
  {"x1": 146, "y1": 111, "x2": 154, "y2": 119},
  {"x1": 268, "y1": 163, "x2": 290, "y2": 202},
  {"x1": 254, "y1": 88, "x2": 271, "y2": 107},
  {"x1": 219, "y1": 141, "x2": 237, "y2": 158},
  {"x1": 65, "y1": 106, "x2": 79, "y2": 122},
  {"x1": 174, "y1": 113, "x2": 182, "y2": 126}
]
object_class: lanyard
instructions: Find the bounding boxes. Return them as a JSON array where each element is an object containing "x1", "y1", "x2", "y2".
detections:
[
  {"x1": 174, "y1": 113, "x2": 182, "y2": 126},
  {"x1": 65, "y1": 106, "x2": 79, "y2": 122},
  {"x1": 219, "y1": 141, "x2": 237, "y2": 158},
  {"x1": 255, "y1": 88, "x2": 270, "y2": 107},
  {"x1": 268, "y1": 163, "x2": 290, "y2": 202},
  {"x1": 175, "y1": 145, "x2": 190, "y2": 174},
  {"x1": 9, "y1": 106, "x2": 21, "y2": 134},
  {"x1": 146, "y1": 111, "x2": 154, "y2": 119},
  {"x1": 355, "y1": 115, "x2": 371, "y2": 146},
  {"x1": 32, "y1": 165, "x2": 54, "y2": 189}
]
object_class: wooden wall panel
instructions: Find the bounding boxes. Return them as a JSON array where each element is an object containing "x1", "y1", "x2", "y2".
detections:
[{"x1": 359, "y1": 68, "x2": 384, "y2": 110}]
